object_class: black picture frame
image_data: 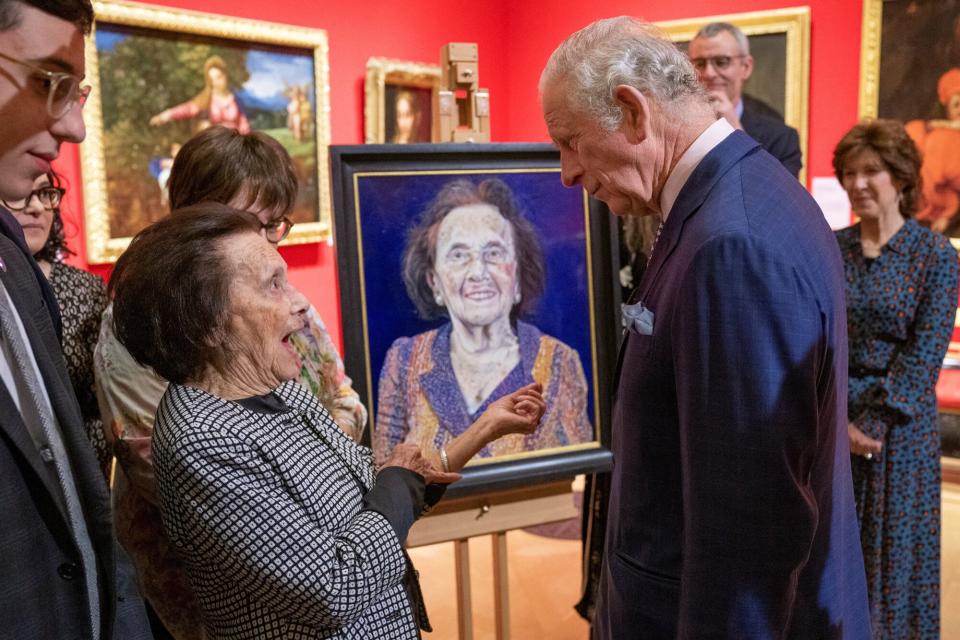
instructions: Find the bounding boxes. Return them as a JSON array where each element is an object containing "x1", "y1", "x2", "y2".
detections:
[{"x1": 331, "y1": 143, "x2": 617, "y2": 496}]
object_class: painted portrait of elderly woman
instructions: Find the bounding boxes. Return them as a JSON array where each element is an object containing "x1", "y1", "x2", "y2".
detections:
[{"x1": 373, "y1": 178, "x2": 593, "y2": 463}]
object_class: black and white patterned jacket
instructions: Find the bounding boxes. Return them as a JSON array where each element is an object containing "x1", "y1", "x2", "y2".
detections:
[{"x1": 153, "y1": 380, "x2": 419, "y2": 639}]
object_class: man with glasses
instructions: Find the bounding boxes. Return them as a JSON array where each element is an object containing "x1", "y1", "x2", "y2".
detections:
[
  {"x1": 0, "y1": 1, "x2": 150, "y2": 638},
  {"x1": 688, "y1": 22, "x2": 802, "y2": 178}
]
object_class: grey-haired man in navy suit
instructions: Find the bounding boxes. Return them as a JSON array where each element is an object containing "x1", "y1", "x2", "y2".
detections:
[
  {"x1": 0, "y1": 1, "x2": 149, "y2": 637},
  {"x1": 541, "y1": 16, "x2": 869, "y2": 639}
]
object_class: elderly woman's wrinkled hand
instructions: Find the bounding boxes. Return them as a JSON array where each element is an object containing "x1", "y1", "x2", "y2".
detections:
[
  {"x1": 485, "y1": 382, "x2": 546, "y2": 438},
  {"x1": 383, "y1": 443, "x2": 461, "y2": 485}
]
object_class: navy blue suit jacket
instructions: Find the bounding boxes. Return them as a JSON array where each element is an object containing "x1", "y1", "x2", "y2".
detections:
[
  {"x1": 741, "y1": 94, "x2": 801, "y2": 179},
  {"x1": 595, "y1": 132, "x2": 870, "y2": 639}
]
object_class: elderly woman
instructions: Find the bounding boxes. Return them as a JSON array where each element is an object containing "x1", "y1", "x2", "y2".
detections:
[
  {"x1": 376, "y1": 178, "x2": 591, "y2": 463},
  {"x1": 834, "y1": 119, "x2": 959, "y2": 638},
  {"x1": 4, "y1": 172, "x2": 109, "y2": 474},
  {"x1": 95, "y1": 126, "x2": 365, "y2": 639},
  {"x1": 109, "y1": 203, "x2": 544, "y2": 638}
]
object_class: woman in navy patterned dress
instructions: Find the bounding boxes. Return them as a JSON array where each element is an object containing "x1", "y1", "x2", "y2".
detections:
[{"x1": 834, "y1": 119, "x2": 959, "y2": 639}]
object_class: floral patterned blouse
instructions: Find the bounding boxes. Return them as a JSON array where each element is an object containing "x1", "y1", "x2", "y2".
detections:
[
  {"x1": 95, "y1": 303, "x2": 366, "y2": 639},
  {"x1": 48, "y1": 262, "x2": 109, "y2": 476}
]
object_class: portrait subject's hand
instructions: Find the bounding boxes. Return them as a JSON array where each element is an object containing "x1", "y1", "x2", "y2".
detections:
[
  {"x1": 706, "y1": 90, "x2": 743, "y2": 130},
  {"x1": 848, "y1": 423, "x2": 883, "y2": 457},
  {"x1": 483, "y1": 382, "x2": 546, "y2": 439},
  {"x1": 383, "y1": 443, "x2": 461, "y2": 485}
]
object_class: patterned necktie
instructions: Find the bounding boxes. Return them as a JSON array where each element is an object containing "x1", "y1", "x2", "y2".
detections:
[{"x1": 647, "y1": 220, "x2": 665, "y2": 267}]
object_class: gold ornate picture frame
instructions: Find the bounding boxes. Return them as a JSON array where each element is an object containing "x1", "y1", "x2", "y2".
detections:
[
  {"x1": 656, "y1": 6, "x2": 811, "y2": 184},
  {"x1": 859, "y1": 0, "x2": 960, "y2": 238},
  {"x1": 364, "y1": 57, "x2": 440, "y2": 144},
  {"x1": 81, "y1": 0, "x2": 331, "y2": 263}
]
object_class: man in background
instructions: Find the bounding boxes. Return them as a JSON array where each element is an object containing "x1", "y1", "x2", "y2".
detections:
[
  {"x1": 0, "y1": 0, "x2": 149, "y2": 637},
  {"x1": 541, "y1": 16, "x2": 869, "y2": 638},
  {"x1": 688, "y1": 21, "x2": 802, "y2": 177}
]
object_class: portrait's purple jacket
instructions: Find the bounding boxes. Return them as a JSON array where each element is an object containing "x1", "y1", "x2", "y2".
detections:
[
  {"x1": 374, "y1": 321, "x2": 592, "y2": 463},
  {"x1": 595, "y1": 131, "x2": 871, "y2": 639}
]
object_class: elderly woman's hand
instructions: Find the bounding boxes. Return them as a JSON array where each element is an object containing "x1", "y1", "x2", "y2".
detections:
[
  {"x1": 383, "y1": 443, "x2": 461, "y2": 485},
  {"x1": 482, "y1": 382, "x2": 546, "y2": 439}
]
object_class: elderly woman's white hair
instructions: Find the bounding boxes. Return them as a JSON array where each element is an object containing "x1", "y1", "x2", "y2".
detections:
[{"x1": 540, "y1": 16, "x2": 704, "y2": 130}]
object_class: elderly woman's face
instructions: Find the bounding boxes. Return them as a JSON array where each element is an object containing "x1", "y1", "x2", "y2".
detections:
[
  {"x1": 220, "y1": 231, "x2": 308, "y2": 388},
  {"x1": 841, "y1": 149, "x2": 902, "y2": 221},
  {"x1": 430, "y1": 203, "x2": 519, "y2": 328}
]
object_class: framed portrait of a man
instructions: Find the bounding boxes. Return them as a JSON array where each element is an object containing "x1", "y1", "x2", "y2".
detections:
[
  {"x1": 331, "y1": 144, "x2": 616, "y2": 494},
  {"x1": 81, "y1": 0, "x2": 331, "y2": 263},
  {"x1": 364, "y1": 57, "x2": 440, "y2": 144}
]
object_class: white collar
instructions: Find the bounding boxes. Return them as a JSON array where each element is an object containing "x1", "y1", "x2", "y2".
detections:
[{"x1": 659, "y1": 118, "x2": 735, "y2": 221}]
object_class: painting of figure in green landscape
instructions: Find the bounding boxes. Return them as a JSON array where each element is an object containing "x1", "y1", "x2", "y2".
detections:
[{"x1": 95, "y1": 24, "x2": 319, "y2": 238}]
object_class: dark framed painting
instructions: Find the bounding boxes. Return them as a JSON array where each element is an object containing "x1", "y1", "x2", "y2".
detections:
[
  {"x1": 364, "y1": 57, "x2": 440, "y2": 144},
  {"x1": 656, "y1": 6, "x2": 811, "y2": 183},
  {"x1": 81, "y1": 0, "x2": 331, "y2": 263},
  {"x1": 331, "y1": 144, "x2": 617, "y2": 495}
]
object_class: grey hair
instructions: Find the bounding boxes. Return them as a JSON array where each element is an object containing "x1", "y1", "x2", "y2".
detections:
[
  {"x1": 540, "y1": 16, "x2": 704, "y2": 131},
  {"x1": 693, "y1": 22, "x2": 750, "y2": 55}
]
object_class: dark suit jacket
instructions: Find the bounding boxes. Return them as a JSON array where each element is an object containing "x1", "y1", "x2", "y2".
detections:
[
  {"x1": 741, "y1": 94, "x2": 802, "y2": 179},
  {"x1": 595, "y1": 132, "x2": 870, "y2": 639},
  {"x1": 0, "y1": 206, "x2": 62, "y2": 341},
  {"x1": 0, "y1": 230, "x2": 149, "y2": 639}
]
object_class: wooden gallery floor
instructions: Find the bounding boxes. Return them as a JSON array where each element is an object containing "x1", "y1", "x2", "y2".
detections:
[{"x1": 411, "y1": 479, "x2": 960, "y2": 639}]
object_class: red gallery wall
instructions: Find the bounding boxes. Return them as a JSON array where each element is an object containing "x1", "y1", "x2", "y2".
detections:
[
  {"x1": 501, "y1": 0, "x2": 864, "y2": 182},
  {"x1": 56, "y1": 0, "x2": 512, "y2": 351},
  {"x1": 58, "y1": 0, "x2": 865, "y2": 351}
]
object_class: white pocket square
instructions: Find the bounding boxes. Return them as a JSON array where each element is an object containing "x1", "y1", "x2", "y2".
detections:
[{"x1": 622, "y1": 301, "x2": 654, "y2": 335}]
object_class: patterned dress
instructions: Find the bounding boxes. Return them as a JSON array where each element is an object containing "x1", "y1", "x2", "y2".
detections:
[
  {"x1": 836, "y1": 219, "x2": 959, "y2": 639},
  {"x1": 47, "y1": 262, "x2": 109, "y2": 475}
]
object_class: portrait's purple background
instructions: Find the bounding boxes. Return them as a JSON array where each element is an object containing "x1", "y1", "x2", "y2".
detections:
[{"x1": 357, "y1": 171, "x2": 595, "y2": 431}]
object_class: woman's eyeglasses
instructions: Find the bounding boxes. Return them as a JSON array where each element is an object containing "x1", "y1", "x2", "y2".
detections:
[
  {"x1": 260, "y1": 216, "x2": 294, "y2": 243},
  {"x1": 689, "y1": 55, "x2": 747, "y2": 72},
  {"x1": 0, "y1": 51, "x2": 91, "y2": 119},
  {"x1": 2, "y1": 186, "x2": 65, "y2": 212}
]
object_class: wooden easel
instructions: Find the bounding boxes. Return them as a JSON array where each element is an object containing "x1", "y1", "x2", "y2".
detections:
[{"x1": 406, "y1": 479, "x2": 577, "y2": 639}]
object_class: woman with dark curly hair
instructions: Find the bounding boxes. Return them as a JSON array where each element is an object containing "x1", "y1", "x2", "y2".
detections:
[
  {"x1": 834, "y1": 119, "x2": 959, "y2": 638},
  {"x1": 4, "y1": 172, "x2": 109, "y2": 475},
  {"x1": 375, "y1": 178, "x2": 592, "y2": 463}
]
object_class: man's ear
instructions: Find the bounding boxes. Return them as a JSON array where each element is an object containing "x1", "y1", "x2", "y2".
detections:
[
  {"x1": 742, "y1": 55, "x2": 755, "y2": 82},
  {"x1": 613, "y1": 84, "x2": 650, "y2": 144}
]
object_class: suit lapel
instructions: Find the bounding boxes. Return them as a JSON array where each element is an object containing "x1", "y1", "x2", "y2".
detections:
[
  {"x1": 613, "y1": 131, "x2": 760, "y2": 392},
  {"x1": 0, "y1": 240, "x2": 75, "y2": 524},
  {"x1": 636, "y1": 131, "x2": 760, "y2": 302}
]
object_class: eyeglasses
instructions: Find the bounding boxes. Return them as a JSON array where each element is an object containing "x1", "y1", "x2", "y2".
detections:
[
  {"x1": 689, "y1": 55, "x2": 747, "y2": 72},
  {"x1": 2, "y1": 186, "x2": 65, "y2": 212},
  {"x1": 260, "y1": 216, "x2": 294, "y2": 243},
  {"x1": 0, "y1": 51, "x2": 91, "y2": 118}
]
